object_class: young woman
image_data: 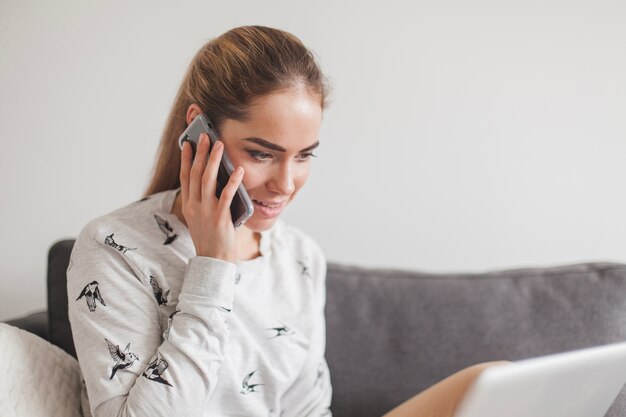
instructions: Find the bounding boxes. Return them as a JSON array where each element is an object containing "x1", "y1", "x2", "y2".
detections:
[{"x1": 67, "y1": 25, "x2": 507, "y2": 417}]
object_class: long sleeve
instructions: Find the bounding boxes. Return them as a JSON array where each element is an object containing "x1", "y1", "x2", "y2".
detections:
[{"x1": 67, "y1": 224, "x2": 236, "y2": 417}]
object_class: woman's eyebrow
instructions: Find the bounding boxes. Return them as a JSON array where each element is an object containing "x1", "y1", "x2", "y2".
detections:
[{"x1": 242, "y1": 137, "x2": 319, "y2": 153}]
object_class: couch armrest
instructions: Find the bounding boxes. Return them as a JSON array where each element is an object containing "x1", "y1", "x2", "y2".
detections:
[{"x1": 4, "y1": 310, "x2": 49, "y2": 341}]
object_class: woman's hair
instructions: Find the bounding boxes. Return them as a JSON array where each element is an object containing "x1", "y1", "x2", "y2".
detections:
[{"x1": 143, "y1": 25, "x2": 330, "y2": 197}]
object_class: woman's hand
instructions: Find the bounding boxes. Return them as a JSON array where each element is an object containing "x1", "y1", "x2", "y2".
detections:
[{"x1": 179, "y1": 133, "x2": 245, "y2": 263}]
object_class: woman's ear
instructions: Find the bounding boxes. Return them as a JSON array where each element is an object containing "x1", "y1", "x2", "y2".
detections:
[{"x1": 185, "y1": 103, "x2": 203, "y2": 126}]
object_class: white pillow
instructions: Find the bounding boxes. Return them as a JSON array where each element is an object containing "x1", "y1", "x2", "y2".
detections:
[{"x1": 0, "y1": 323, "x2": 82, "y2": 417}]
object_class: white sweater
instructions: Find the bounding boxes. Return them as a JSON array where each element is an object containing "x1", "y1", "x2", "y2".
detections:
[{"x1": 67, "y1": 188, "x2": 333, "y2": 417}]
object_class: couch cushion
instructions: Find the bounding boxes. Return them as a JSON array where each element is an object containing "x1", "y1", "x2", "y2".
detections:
[
  {"x1": 0, "y1": 323, "x2": 82, "y2": 417},
  {"x1": 325, "y1": 262, "x2": 626, "y2": 417}
]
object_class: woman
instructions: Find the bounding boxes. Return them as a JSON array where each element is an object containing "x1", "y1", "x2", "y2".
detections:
[{"x1": 67, "y1": 25, "x2": 506, "y2": 417}]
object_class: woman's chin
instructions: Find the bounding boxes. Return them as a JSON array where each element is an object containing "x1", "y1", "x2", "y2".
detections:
[{"x1": 241, "y1": 215, "x2": 280, "y2": 233}]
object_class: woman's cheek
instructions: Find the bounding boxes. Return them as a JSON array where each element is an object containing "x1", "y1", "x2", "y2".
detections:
[
  {"x1": 227, "y1": 152, "x2": 254, "y2": 184},
  {"x1": 294, "y1": 164, "x2": 310, "y2": 189},
  {"x1": 241, "y1": 163, "x2": 265, "y2": 189}
]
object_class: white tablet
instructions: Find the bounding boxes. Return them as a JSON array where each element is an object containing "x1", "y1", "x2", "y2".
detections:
[{"x1": 454, "y1": 341, "x2": 626, "y2": 417}]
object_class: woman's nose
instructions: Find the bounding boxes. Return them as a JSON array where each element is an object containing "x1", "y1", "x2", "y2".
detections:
[{"x1": 268, "y1": 162, "x2": 295, "y2": 195}]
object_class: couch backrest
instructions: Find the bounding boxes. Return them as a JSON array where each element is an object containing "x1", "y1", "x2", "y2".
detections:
[
  {"x1": 48, "y1": 239, "x2": 626, "y2": 417},
  {"x1": 325, "y1": 262, "x2": 626, "y2": 417},
  {"x1": 47, "y1": 239, "x2": 76, "y2": 358}
]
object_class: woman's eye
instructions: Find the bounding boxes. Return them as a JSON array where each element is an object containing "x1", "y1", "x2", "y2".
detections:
[
  {"x1": 297, "y1": 152, "x2": 318, "y2": 161},
  {"x1": 248, "y1": 150, "x2": 273, "y2": 161},
  {"x1": 246, "y1": 150, "x2": 318, "y2": 162}
]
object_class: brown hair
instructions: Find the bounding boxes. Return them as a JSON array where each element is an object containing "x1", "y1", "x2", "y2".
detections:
[{"x1": 142, "y1": 25, "x2": 330, "y2": 197}]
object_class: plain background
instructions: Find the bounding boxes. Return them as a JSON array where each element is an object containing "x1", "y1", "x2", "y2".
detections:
[{"x1": 1, "y1": 0, "x2": 625, "y2": 321}]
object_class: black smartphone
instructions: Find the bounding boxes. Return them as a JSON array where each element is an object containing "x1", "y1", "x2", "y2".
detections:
[{"x1": 178, "y1": 113, "x2": 254, "y2": 228}]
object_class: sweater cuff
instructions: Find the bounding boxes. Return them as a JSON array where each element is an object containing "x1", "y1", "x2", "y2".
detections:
[{"x1": 180, "y1": 256, "x2": 237, "y2": 306}]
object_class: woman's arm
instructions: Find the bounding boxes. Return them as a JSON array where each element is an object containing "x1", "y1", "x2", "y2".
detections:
[
  {"x1": 68, "y1": 227, "x2": 236, "y2": 417},
  {"x1": 381, "y1": 361, "x2": 511, "y2": 417}
]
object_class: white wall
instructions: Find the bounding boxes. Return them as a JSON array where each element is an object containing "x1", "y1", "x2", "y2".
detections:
[{"x1": 2, "y1": 0, "x2": 625, "y2": 321}]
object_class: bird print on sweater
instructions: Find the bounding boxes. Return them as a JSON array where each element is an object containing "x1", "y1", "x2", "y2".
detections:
[
  {"x1": 69, "y1": 190, "x2": 332, "y2": 415},
  {"x1": 240, "y1": 370, "x2": 264, "y2": 394},
  {"x1": 314, "y1": 361, "x2": 325, "y2": 388},
  {"x1": 154, "y1": 214, "x2": 178, "y2": 245},
  {"x1": 143, "y1": 351, "x2": 173, "y2": 387},
  {"x1": 297, "y1": 260, "x2": 312, "y2": 278},
  {"x1": 149, "y1": 276, "x2": 170, "y2": 306},
  {"x1": 105, "y1": 338, "x2": 139, "y2": 379},
  {"x1": 76, "y1": 281, "x2": 106, "y2": 312},
  {"x1": 266, "y1": 322, "x2": 295, "y2": 339},
  {"x1": 104, "y1": 234, "x2": 137, "y2": 254}
]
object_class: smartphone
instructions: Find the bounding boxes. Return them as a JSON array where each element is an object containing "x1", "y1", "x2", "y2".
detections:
[{"x1": 178, "y1": 113, "x2": 254, "y2": 228}]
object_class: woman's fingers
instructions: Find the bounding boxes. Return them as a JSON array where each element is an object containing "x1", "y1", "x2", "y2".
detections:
[
  {"x1": 177, "y1": 132, "x2": 241, "y2": 261},
  {"x1": 188, "y1": 133, "x2": 211, "y2": 203},
  {"x1": 216, "y1": 166, "x2": 245, "y2": 221},
  {"x1": 201, "y1": 140, "x2": 224, "y2": 204},
  {"x1": 179, "y1": 141, "x2": 191, "y2": 205}
]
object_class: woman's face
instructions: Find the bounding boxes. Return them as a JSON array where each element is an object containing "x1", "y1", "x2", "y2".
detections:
[{"x1": 193, "y1": 87, "x2": 323, "y2": 232}]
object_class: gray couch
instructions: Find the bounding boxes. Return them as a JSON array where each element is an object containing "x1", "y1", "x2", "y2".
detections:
[{"x1": 6, "y1": 239, "x2": 626, "y2": 416}]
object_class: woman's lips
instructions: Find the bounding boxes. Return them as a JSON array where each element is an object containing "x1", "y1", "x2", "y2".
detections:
[{"x1": 252, "y1": 199, "x2": 286, "y2": 218}]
